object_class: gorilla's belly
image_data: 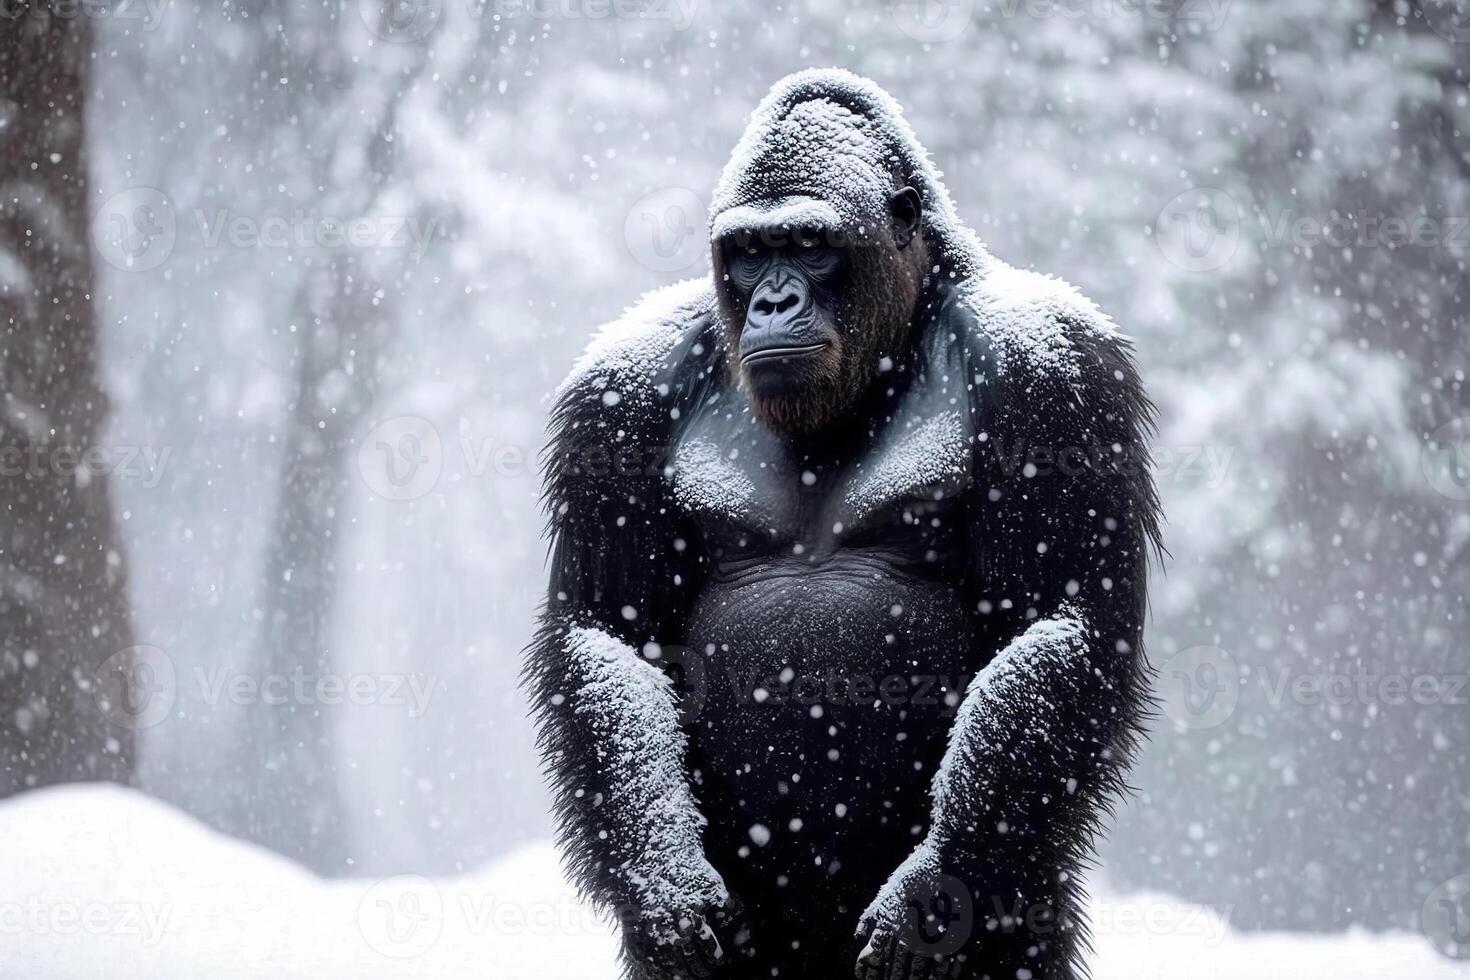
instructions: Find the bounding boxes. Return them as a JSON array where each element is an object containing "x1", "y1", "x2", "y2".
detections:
[{"x1": 685, "y1": 551, "x2": 975, "y2": 919}]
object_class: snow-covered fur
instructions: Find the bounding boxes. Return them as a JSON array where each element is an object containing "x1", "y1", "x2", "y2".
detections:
[
  {"x1": 526, "y1": 69, "x2": 1160, "y2": 980},
  {"x1": 709, "y1": 67, "x2": 976, "y2": 272},
  {"x1": 559, "y1": 627, "x2": 729, "y2": 944},
  {"x1": 710, "y1": 69, "x2": 948, "y2": 437},
  {"x1": 525, "y1": 278, "x2": 730, "y2": 978}
]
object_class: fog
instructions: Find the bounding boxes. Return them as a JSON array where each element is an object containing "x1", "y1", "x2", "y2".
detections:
[{"x1": 3, "y1": 0, "x2": 1468, "y2": 966}]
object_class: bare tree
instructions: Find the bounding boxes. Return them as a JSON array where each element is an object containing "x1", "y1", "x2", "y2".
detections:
[
  {"x1": 0, "y1": 4, "x2": 136, "y2": 795},
  {"x1": 231, "y1": 3, "x2": 428, "y2": 871}
]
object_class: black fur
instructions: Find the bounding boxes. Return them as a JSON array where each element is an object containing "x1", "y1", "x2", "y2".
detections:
[{"x1": 524, "y1": 73, "x2": 1160, "y2": 980}]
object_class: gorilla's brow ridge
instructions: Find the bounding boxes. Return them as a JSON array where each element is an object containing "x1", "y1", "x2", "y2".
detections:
[{"x1": 708, "y1": 68, "x2": 983, "y2": 285}]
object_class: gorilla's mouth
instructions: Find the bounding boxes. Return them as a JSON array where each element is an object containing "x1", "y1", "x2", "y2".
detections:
[{"x1": 740, "y1": 342, "x2": 829, "y2": 366}]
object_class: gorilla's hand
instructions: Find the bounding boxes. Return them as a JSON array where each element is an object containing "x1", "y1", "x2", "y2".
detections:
[
  {"x1": 854, "y1": 840, "x2": 972, "y2": 980},
  {"x1": 622, "y1": 855, "x2": 733, "y2": 979}
]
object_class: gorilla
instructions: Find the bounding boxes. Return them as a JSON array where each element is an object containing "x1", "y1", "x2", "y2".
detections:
[{"x1": 525, "y1": 69, "x2": 1160, "y2": 980}]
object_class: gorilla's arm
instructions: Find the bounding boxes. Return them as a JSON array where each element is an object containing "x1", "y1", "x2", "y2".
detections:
[
  {"x1": 523, "y1": 291, "x2": 728, "y2": 974},
  {"x1": 858, "y1": 309, "x2": 1160, "y2": 977},
  {"x1": 527, "y1": 618, "x2": 727, "y2": 956}
]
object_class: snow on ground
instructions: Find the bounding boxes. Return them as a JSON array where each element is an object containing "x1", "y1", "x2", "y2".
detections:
[
  {"x1": 1, "y1": 784, "x2": 617, "y2": 979},
  {"x1": 1, "y1": 784, "x2": 1463, "y2": 979}
]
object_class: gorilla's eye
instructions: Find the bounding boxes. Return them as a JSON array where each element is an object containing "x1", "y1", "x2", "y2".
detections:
[
  {"x1": 796, "y1": 229, "x2": 820, "y2": 249},
  {"x1": 743, "y1": 243, "x2": 760, "y2": 256}
]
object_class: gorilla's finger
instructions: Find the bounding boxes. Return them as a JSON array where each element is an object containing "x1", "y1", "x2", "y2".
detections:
[
  {"x1": 883, "y1": 939, "x2": 912, "y2": 980},
  {"x1": 855, "y1": 939, "x2": 886, "y2": 980},
  {"x1": 645, "y1": 949, "x2": 679, "y2": 977},
  {"x1": 924, "y1": 954, "x2": 954, "y2": 980},
  {"x1": 672, "y1": 949, "x2": 709, "y2": 980},
  {"x1": 677, "y1": 931, "x2": 722, "y2": 979},
  {"x1": 677, "y1": 954, "x2": 714, "y2": 979},
  {"x1": 906, "y1": 944, "x2": 939, "y2": 980},
  {"x1": 718, "y1": 891, "x2": 744, "y2": 921},
  {"x1": 882, "y1": 946, "x2": 905, "y2": 980},
  {"x1": 891, "y1": 936, "x2": 922, "y2": 980},
  {"x1": 906, "y1": 950, "x2": 939, "y2": 980}
]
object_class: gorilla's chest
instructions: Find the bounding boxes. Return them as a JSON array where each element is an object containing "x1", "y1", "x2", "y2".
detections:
[
  {"x1": 671, "y1": 387, "x2": 983, "y2": 871},
  {"x1": 669, "y1": 391, "x2": 973, "y2": 566},
  {"x1": 670, "y1": 381, "x2": 978, "y2": 686}
]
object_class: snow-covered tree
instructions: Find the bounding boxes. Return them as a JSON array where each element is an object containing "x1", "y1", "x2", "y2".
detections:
[{"x1": 0, "y1": 4, "x2": 136, "y2": 795}]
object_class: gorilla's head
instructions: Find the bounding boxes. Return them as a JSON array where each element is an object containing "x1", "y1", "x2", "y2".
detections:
[{"x1": 709, "y1": 69, "x2": 964, "y2": 436}]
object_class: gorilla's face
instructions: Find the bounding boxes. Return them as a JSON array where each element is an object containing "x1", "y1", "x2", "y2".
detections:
[
  {"x1": 715, "y1": 187, "x2": 928, "y2": 436},
  {"x1": 724, "y1": 226, "x2": 847, "y2": 405}
]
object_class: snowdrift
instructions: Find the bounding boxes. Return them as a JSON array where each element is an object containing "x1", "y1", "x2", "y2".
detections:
[{"x1": 0, "y1": 785, "x2": 1458, "y2": 979}]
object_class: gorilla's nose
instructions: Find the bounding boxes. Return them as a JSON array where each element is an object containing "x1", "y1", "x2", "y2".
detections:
[
  {"x1": 748, "y1": 281, "x2": 806, "y2": 330},
  {"x1": 752, "y1": 289, "x2": 799, "y2": 321}
]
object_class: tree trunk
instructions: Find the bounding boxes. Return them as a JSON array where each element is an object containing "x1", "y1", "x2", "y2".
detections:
[
  {"x1": 223, "y1": 4, "x2": 422, "y2": 872},
  {"x1": 236, "y1": 252, "x2": 386, "y2": 872},
  {"x1": 0, "y1": 6, "x2": 136, "y2": 796}
]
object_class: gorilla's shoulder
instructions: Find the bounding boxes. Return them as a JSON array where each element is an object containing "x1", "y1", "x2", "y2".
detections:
[
  {"x1": 946, "y1": 257, "x2": 1148, "y2": 426},
  {"x1": 558, "y1": 277, "x2": 719, "y2": 406},
  {"x1": 547, "y1": 278, "x2": 720, "y2": 476},
  {"x1": 953, "y1": 258, "x2": 1126, "y2": 387}
]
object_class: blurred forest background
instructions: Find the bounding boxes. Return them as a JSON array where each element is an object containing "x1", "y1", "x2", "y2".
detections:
[{"x1": 2, "y1": 0, "x2": 1468, "y2": 942}]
